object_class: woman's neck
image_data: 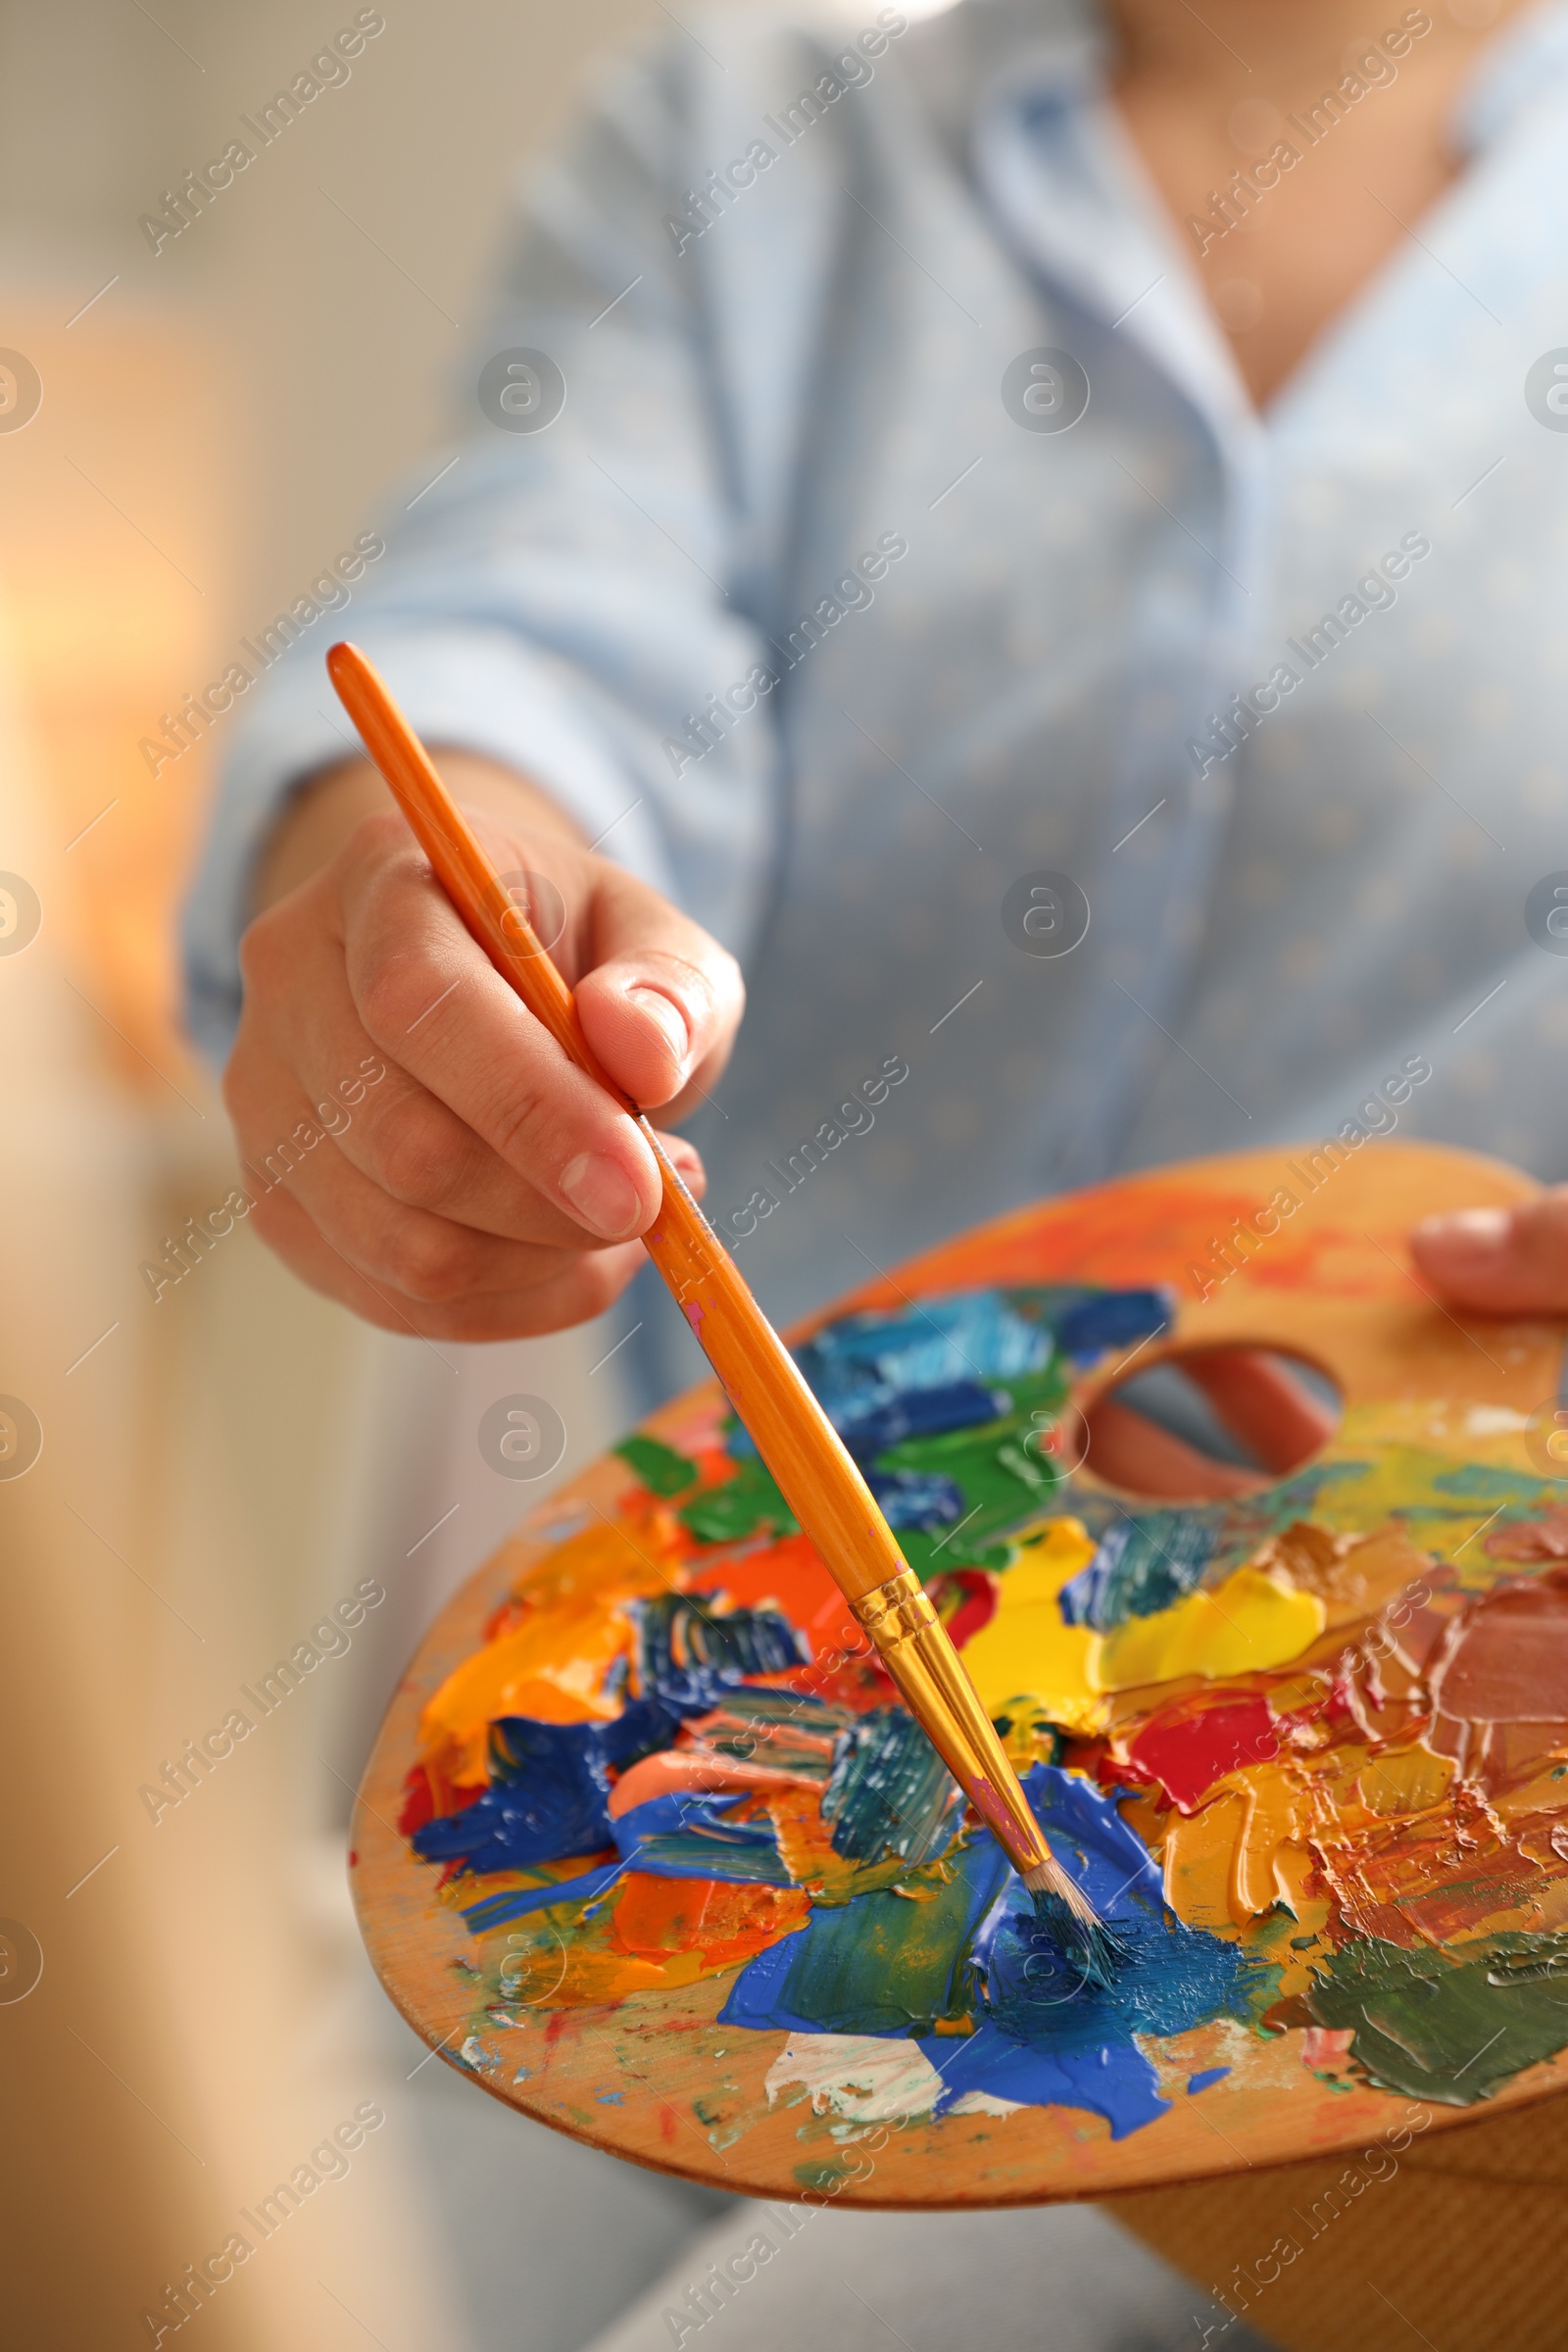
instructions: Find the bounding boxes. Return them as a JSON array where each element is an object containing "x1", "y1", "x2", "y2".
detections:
[
  {"x1": 1102, "y1": 0, "x2": 1530, "y2": 120},
  {"x1": 1102, "y1": 0, "x2": 1537, "y2": 405}
]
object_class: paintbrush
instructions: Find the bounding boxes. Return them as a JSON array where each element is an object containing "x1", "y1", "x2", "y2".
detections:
[{"x1": 325, "y1": 639, "x2": 1119, "y2": 1984}]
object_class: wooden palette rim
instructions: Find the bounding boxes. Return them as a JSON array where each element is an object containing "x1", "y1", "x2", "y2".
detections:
[{"x1": 352, "y1": 1139, "x2": 1568, "y2": 2204}]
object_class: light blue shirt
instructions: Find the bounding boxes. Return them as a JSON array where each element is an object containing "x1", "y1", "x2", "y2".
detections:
[{"x1": 186, "y1": 0, "x2": 1568, "y2": 1402}]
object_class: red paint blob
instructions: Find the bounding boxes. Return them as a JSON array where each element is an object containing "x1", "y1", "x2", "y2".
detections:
[
  {"x1": 398, "y1": 1766, "x2": 436, "y2": 1838},
  {"x1": 1125, "y1": 1695, "x2": 1280, "y2": 1813},
  {"x1": 929, "y1": 1569, "x2": 1000, "y2": 1650}
]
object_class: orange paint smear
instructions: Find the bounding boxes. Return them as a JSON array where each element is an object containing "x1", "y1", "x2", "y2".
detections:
[
  {"x1": 503, "y1": 1500, "x2": 689, "y2": 1614},
  {"x1": 1256, "y1": 1522, "x2": 1433, "y2": 1633},
  {"x1": 421, "y1": 1504, "x2": 686, "y2": 1787},
  {"x1": 1429, "y1": 1569, "x2": 1568, "y2": 1764},
  {"x1": 1486, "y1": 1507, "x2": 1568, "y2": 1562},
  {"x1": 687, "y1": 1532, "x2": 862, "y2": 1659},
  {"x1": 607, "y1": 1751, "x2": 821, "y2": 1818},
  {"x1": 473, "y1": 1873, "x2": 809, "y2": 2011},
  {"x1": 1088, "y1": 1536, "x2": 1568, "y2": 1957},
  {"x1": 851, "y1": 1172, "x2": 1384, "y2": 1304},
  {"x1": 653, "y1": 1396, "x2": 731, "y2": 1460},
  {"x1": 779, "y1": 1655, "x2": 891, "y2": 1712},
  {"x1": 611, "y1": 1873, "x2": 809, "y2": 1966}
]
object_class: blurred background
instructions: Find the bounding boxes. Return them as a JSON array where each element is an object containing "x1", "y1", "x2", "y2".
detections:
[{"x1": 0, "y1": 3, "x2": 794, "y2": 2343}]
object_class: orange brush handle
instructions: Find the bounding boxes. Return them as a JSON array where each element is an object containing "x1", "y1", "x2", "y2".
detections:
[
  {"x1": 325, "y1": 639, "x2": 907, "y2": 1606},
  {"x1": 325, "y1": 640, "x2": 1061, "y2": 1882}
]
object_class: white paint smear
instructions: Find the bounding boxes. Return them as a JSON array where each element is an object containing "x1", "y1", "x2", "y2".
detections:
[
  {"x1": 764, "y1": 2034, "x2": 944, "y2": 2122},
  {"x1": 763, "y1": 2033, "x2": 1019, "y2": 2125},
  {"x1": 1465, "y1": 1405, "x2": 1531, "y2": 1436}
]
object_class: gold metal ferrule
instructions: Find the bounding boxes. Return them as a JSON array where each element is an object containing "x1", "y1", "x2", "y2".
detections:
[{"x1": 849, "y1": 1567, "x2": 1051, "y2": 1876}]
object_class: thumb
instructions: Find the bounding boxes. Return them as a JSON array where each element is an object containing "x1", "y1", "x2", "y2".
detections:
[{"x1": 1409, "y1": 1192, "x2": 1568, "y2": 1314}]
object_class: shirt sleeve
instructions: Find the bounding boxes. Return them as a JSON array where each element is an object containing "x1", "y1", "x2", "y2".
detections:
[{"x1": 180, "y1": 33, "x2": 785, "y2": 1067}]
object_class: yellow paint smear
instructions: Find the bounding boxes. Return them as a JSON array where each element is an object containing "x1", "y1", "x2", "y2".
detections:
[
  {"x1": 1233, "y1": 1765, "x2": 1313, "y2": 1921},
  {"x1": 959, "y1": 1521, "x2": 1325, "y2": 1732},
  {"x1": 958, "y1": 1516, "x2": 1106, "y2": 1735},
  {"x1": 1090, "y1": 1566, "x2": 1325, "y2": 1692}
]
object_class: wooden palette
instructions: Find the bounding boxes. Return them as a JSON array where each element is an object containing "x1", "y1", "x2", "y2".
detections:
[{"x1": 352, "y1": 1140, "x2": 1568, "y2": 2203}]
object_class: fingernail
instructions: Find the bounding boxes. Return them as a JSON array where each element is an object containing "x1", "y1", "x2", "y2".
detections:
[
  {"x1": 628, "y1": 985, "x2": 691, "y2": 1069},
  {"x1": 1416, "y1": 1206, "x2": 1512, "y2": 1255},
  {"x1": 560, "y1": 1151, "x2": 643, "y2": 1240}
]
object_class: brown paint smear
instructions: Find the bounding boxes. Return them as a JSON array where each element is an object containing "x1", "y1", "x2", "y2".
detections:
[{"x1": 1110, "y1": 1539, "x2": 1568, "y2": 1961}]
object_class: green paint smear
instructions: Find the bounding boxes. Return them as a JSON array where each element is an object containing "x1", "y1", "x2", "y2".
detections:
[
  {"x1": 680, "y1": 1456, "x2": 799, "y2": 1544},
  {"x1": 794, "y1": 2157, "x2": 854, "y2": 2193},
  {"x1": 761, "y1": 1850, "x2": 1008, "y2": 2035},
  {"x1": 1430, "y1": 1464, "x2": 1556, "y2": 1504},
  {"x1": 1228, "y1": 1916, "x2": 1290, "y2": 2028},
  {"x1": 874, "y1": 1367, "x2": 1072, "y2": 1570},
  {"x1": 898, "y1": 1530, "x2": 1016, "y2": 1578},
  {"x1": 1306, "y1": 1933, "x2": 1568, "y2": 2105},
  {"x1": 615, "y1": 1434, "x2": 700, "y2": 1497}
]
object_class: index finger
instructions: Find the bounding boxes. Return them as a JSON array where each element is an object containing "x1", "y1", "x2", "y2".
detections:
[{"x1": 342, "y1": 832, "x2": 663, "y2": 1244}]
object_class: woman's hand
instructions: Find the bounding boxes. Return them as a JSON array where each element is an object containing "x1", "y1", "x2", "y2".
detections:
[
  {"x1": 222, "y1": 753, "x2": 744, "y2": 1341},
  {"x1": 1410, "y1": 1194, "x2": 1568, "y2": 1317}
]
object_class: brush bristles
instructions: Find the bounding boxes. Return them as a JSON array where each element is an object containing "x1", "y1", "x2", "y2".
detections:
[
  {"x1": 1021, "y1": 1853, "x2": 1101, "y2": 1924},
  {"x1": 1021, "y1": 1857, "x2": 1129, "y2": 1991}
]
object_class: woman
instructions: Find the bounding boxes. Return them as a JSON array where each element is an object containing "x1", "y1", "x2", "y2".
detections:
[{"x1": 188, "y1": 0, "x2": 1568, "y2": 2341}]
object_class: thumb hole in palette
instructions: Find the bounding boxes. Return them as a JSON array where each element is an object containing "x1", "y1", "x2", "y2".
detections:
[{"x1": 1080, "y1": 1344, "x2": 1344, "y2": 1504}]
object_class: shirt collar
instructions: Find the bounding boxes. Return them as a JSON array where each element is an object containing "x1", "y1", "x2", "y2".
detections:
[
  {"x1": 1451, "y1": 0, "x2": 1568, "y2": 153},
  {"x1": 972, "y1": 21, "x2": 1259, "y2": 451}
]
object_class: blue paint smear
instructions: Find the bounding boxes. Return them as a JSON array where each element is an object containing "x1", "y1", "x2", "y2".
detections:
[
  {"x1": 633, "y1": 1593, "x2": 808, "y2": 1713},
  {"x1": 915, "y1": 2022, "x2": 1169, "y2": 2140},
  {"x1": 713, "y1": 1927, "x2": 830, "y2": 2033},
  {"x1": 1187, "y1": 2066, "x2": 1231, "y2": 2094},
  {"x1": 1057, "y1": 1513, "x2": 1217, "y2": 1631},
  {"x1": 728, "y1": 1283, "x2": 1165, "y2": 1463},
  {"x1": 463, "y1": 1859, "x2": 624, "y2": 1934},
  {"x1": 458, "y1": 1788, "x2": 793, "y2": 1932},
  {"x1": 836, "y1": 1380, "x2": 1009, "y2": 1457},
  {"x1": 972, "y1": 1767, "x2": 1261, "y2": 2058},
  {"x1": 611, "y1": 1791, "x2": 795, "y2": 1886},
  {"x1": 792, "y1": 1291, "x2": 1057, "y2": 1430},
  {"x1": 414, "y1": 1698, "x2": 680, "y2": 1877},
  {"x1": 1056, "y1": 1288, "x2": 1171, "y2": 1362},
  {"x1": 718, "y1": 1765, "x2": 1260, "y2": 2139},
  {"x1": 863, "y1": 1466, "x2": 965, "y2": 1531}
]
